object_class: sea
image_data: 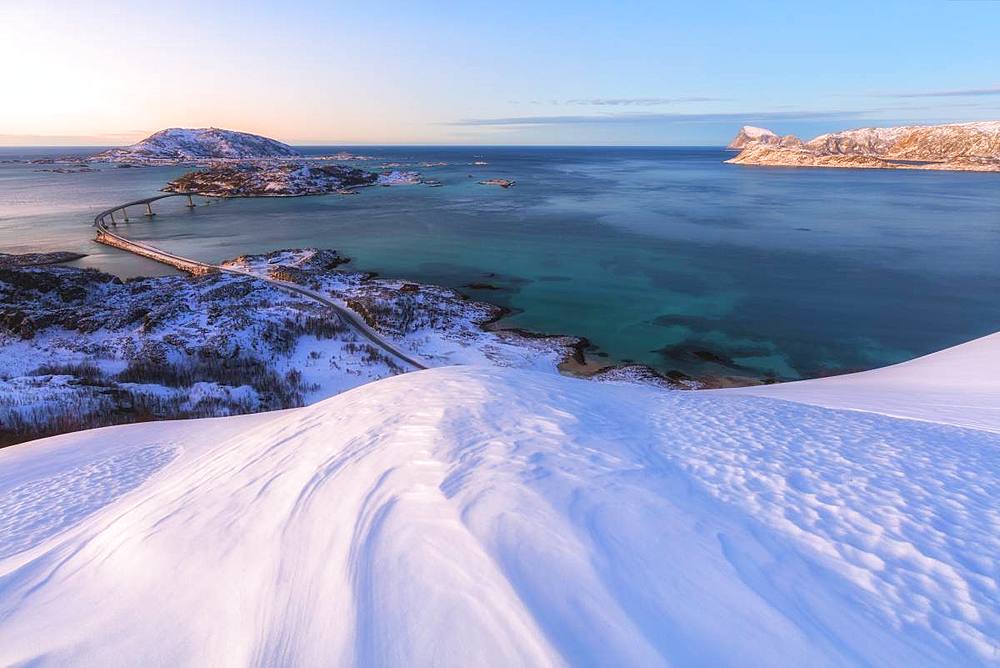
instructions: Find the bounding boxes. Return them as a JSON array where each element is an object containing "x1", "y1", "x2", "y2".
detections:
[{"x1": 2, "y1": 145, "x2": 998, "y2": 380}]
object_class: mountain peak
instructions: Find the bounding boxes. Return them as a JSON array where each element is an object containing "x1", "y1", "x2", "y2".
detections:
[
  {"x1": 727, "y1": 126, "x2": 778, "y2": 149},
  {"x1": 93, "y1": 127, "x2": 301, "y2": 163}
]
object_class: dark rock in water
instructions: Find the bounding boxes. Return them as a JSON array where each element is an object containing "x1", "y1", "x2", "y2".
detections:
[
  {"x1": 0, "y1": 252, "x2": 87, "y2": 269},
  {"x1": 692, "y1": 349, "x2": 734, "y2": 365},
  {"x1": 655, "y1": 343, "x2": 748, "y2": 370},
  {"x1": 665, "y1": 369, "x2": 693, "y2": 381},
  {"x1": 463, "y1": 282, "x2": 502, "y2": 291},
  {"x1": 478, "y1": 178, "x2": 515, "y2": 188}
]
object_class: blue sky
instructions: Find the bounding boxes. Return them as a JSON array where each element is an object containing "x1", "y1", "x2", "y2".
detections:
[{"x1": 2, "y1": 0, "x2": 999, "y2": 145}]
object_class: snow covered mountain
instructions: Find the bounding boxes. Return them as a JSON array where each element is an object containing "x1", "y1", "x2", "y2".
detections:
[
  {"x1": 0, "y1": 332, "x2": 997, "y2": 665},
  {"x1": 93, "y1": 128, "x2": 301, "y2": 163},
  {"x1": 726, "y1": 121, "x2": 1000, "y2": 171},
  {"x1": 726, "y1": 125, "x2": 779, "y2": 149}
]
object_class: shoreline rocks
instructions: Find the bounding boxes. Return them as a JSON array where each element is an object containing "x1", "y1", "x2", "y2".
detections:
[
  {"x1": 479, "y1": 178, "x2": 515, "y2": 188},
  {"x1": 0, "y1": 252, "x2": 87, "y2": 269}
]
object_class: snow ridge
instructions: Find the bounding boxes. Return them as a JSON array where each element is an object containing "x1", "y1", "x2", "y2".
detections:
[{"x1": 0, "y1": 331, "x2": 998, "y2": 665}]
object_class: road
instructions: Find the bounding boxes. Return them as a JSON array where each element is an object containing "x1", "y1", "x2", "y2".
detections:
[{"x1": 94, "y1": 193, "x2": 428, "y2": 371}]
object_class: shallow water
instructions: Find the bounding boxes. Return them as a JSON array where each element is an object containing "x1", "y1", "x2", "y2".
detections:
[{"x1": 2, "y1": 145, "x2": 998, "y2": 379}]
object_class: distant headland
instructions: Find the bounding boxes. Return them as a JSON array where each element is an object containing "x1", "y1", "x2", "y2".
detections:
[{"x1": 725, "y1": 121, "x2": 1000, "y2": 172}]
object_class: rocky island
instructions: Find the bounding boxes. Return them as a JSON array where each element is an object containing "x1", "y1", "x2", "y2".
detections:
[
  {"x1": 726, "y1": 121, "x2": 1000, "y2": 171},
  {"x1": 92, "y1": 127, "x2": 302, "y2": 164},
  {"x1": 479, "y1": 178, "x2": 515, "y2": 188},
  {"x1": 165, "y1": 163, "x2": 381, "y2": 197}
]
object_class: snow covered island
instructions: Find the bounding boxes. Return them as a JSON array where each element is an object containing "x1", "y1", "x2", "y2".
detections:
[
  {"x1": 92, "y1": 127, "x2": 302, "y2": 164},
  {"x1": 164, "y1": 163, "x2": 381, "y2": 197},
  {"x1": 726, "y1": 121, "x2": 1000, "y2": 171},
  {"x1": 0, "y1": 322, "x2": 997, "y2": 664}
]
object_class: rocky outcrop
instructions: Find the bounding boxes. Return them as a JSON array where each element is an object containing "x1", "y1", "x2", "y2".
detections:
[
  {"x1": 727, "y1": 126, "x2": 779, "y2": 149},
  {"x1": 0, "y1": 252, "x2": 86, "y2": 269},
  {"x1": 726, "y1": 121, "x2": 1000, "y2": 171},
  {"x1": 479, "y1": 178, "x2": 515, "y2": 188},
  {"x1": 165, "y1": 163, "x2": 379, "y2": 197},
  {"x1": 93, "y1": 128, "x2": 301, "y2": 164}
]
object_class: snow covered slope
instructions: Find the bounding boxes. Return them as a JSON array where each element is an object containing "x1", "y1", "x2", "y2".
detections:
[
  {"x1": 0, "y1": 335, "x2": 997, "y2": 666},
  {"x1": 726, "y1": 121, "x2": 1000, "y2": 171},
  {"x1": 732, "y1": 331, "x2": 1000, "y2": 433},
  {"x1": 93, "y1": 128, "x2": 301, "y2": 163},
  {"x1": 726, "y1": 125, "x2": 779, "y2": 149}
]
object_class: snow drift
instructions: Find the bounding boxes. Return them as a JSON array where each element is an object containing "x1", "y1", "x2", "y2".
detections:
[{"x1": 0, "y1": 335, "x2": 998, "y2": 666}]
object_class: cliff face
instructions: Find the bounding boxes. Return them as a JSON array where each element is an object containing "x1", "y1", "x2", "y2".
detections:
[
  {"x1": 93, "y1": 128, "x2": 301, "y2": 163},
  {"x1": 727, "y1": 125, "x2": 779, "y2": 149},
  {"x1": 726, "y1": 121, "x2": 1000, "y2": 171}
]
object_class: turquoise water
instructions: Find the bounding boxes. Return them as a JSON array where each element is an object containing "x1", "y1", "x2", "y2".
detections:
[{"x1": 2, "y1": 146, "x2": 999, "y2": 379}]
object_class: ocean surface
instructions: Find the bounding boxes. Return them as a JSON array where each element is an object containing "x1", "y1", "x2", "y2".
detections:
[{"x1": 2, "y1": 145, "x2": 998, "y2": 379}]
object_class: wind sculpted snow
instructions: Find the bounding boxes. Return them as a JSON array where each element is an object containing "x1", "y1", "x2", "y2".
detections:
[{"x1": 0, "y1": 334, "x2": 998, "y2": 665}]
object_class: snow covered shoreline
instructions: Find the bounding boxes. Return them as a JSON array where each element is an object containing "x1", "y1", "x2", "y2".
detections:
[
  {"x1": 0, "y1": 332, "x2": 997, "y2": 665},
  {"x1": 0, "y1": 249, "x2": 590, "y2": 445}
]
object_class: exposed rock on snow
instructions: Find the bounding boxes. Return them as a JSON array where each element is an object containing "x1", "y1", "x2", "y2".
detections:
[
  {"x1": 726, "y1": 125, "x2": 779, "y2": 149},
  {"x1": 92, "y1": 128, "x2": 301, "y2": 164},
  {"x1": 0, "y1": 250, "x2": 583, "y2": 444},
  {"x1": 0, "y1": 332, "x2": 997, "y2": 665},
  {"x1": 726, "y1": 121, "x2": 1000, "y2": 171},
  {"x1": 376, "y1": 170, "x2": 423, "y2": 186},
  {"x1": 165, "y1": 163, "x2": 379, "y2": 197},
  {"x1": 223, "y1": 249, "x2": 584, "y2": 371}
]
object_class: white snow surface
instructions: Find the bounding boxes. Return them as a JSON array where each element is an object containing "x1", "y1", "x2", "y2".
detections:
[
  {"x1": 0, "y1": 334, "x2": 998, "y2": 665},
  {"x1": 740, "y1": 125, "x2": 778, "y2": 139},
  {"x1": 732, "y1": 331, "x2": 1000, "y2": 433}
]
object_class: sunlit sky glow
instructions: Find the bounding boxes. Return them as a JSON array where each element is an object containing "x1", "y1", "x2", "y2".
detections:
[{"x1": 2, "y1": 0, "x2": 999, "y2": 146}]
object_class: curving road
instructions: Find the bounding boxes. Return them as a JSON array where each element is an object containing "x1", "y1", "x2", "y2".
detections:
[{"x1": 93, "y1": 193, "x2": 428, "y2": 371}]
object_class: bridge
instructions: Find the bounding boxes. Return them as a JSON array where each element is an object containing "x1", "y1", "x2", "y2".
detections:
[
  {"x1": 93, "y1": 193, "x2": 428, "y2": 370},
  {"x1": 93, "y1": 193, "x2": 215, "y2": 275}
]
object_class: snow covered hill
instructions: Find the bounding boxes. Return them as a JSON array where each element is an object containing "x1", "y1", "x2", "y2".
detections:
[
  {"x1": 726, "y1": 125, "x2": 779, "y2": 149},
  {"x1": 92, "y1": 128, "x2": 301, "y2": 163},
  {"x1": 726, "y1": 121, "x2": 1000, "y2": 171},
  {"x1": 0, "y1": 334, "x2": 997, "y2": 665}
]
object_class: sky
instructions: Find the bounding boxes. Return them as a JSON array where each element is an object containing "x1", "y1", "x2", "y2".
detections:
[{"x1": 2, "y1": 0, "x2": 999, "y2": 146}]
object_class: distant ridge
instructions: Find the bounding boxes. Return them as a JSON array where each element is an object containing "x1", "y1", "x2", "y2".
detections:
[
  {"x1": 93, "y1": 127, "x2": 301, "y2": 163},
  {"x1": 725, "y1": 121, "x2": 1000, "y2": 172}
]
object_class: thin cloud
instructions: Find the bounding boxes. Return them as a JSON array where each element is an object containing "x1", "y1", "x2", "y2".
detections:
[
  {"x1": 564, "y1": 97, "x2": 721, "y2": 106},
  {"x1": 881, "y1": 86, "x2": 1000, "y2": 98},
  {"x1": 448, "y1": 110, "x2": 874, "y2": 127},
  {"x1": 0, "y1": 132, "x2": 145, "y2": 145}
]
